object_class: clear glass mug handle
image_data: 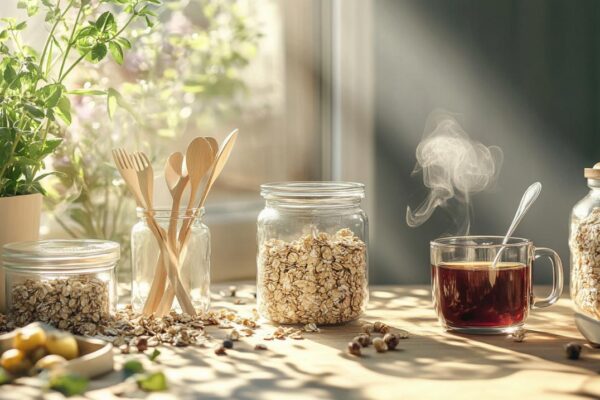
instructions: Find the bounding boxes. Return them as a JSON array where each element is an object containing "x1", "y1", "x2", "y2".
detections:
[{"x1": 532, "y1": 247, "x2": 564, "y2": 309}]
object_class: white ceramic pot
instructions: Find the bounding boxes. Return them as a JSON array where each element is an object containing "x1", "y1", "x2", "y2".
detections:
[{"x1": 0, "y1": 193, "x2": 43, "y2": 312}]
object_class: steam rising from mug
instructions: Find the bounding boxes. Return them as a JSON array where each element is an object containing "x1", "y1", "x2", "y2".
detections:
[{"x1": 406, "y1": 111, "x2": 503, "y2": 234}]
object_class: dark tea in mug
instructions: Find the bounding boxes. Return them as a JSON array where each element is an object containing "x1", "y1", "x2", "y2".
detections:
[{"x1": 432, "y1": 262, "x2": 531, "y2": 328}]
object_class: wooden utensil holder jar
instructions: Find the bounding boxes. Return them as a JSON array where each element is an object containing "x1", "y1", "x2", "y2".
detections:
[{"x1": 131, "y1": 208, "x2": 210, "y2": 314}]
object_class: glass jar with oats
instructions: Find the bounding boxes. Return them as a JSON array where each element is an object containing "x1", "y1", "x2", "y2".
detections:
[
  {"x1": 570, "y1": 162, "x2": 600, "y2": 329},
  {"x1": 2, "y1": 240, "x2": 119, "y2": 335},
  {"x1": 257, "y1": 182, "x2": 369, "y2": 325}
]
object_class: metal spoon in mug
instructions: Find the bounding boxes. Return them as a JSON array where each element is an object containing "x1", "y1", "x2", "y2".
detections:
[{"x1": 489, "y1": 182, "x2": 542, "y2": 284}]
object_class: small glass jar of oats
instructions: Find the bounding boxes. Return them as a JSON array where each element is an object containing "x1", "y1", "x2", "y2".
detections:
[
  {"x1": 2, "y1": 240, "x2": 119, "y2": 334},
  {"x1": 571, "y1": 162, "x2": 600, "y2": 328},
  {"x1": 257, "y1": 182, "x2": 369, "y2": 325}
]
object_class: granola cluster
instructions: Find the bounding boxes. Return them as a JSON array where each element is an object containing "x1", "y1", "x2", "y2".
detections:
[
  {"x1": 10, "y1": 276, "x2": 110, "y2": 335},
  {"x1": 571, "y1": 207, "x2": 600, "y2": 318},
  {"x1": 258, "y1": 228, "x2": 368, "y2": 324}
]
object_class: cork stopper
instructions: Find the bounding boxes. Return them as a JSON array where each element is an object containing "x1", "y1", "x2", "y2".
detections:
[{"x1": 584, "y1": 162, "x2": 600, "y2": 179}]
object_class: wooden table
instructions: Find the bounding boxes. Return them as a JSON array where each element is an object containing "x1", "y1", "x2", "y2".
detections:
[{"x1": 3, "y1": 284, "x2": 600, "y2": 400}]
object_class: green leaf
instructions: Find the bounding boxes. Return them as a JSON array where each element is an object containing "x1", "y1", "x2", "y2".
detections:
[
  {"x1": 144, "y1": 16, "x2": 154, "y2": 28},
  {"x1": 107, "y1": 88, "x2": 119, "y2": 119},
  {"x1": 0, "y1": 368, "x2": 11, "y2": 385},
  {"x1": 95, "y1": 12, "x2": 116, "y2": 34},
  {"x1": 148, "y1": 349, "x2": 161, "y2": 362},
  {"x1": 23, "y1": 104, "x2": 45, "y2": 119},
  {"x1": 3, "y1": 64, "x2": 16, "y2": 82},
  {"x1": 49, "y1": 374, "x2": 88, "y2": 397},
  {"x1": 123, "y1": 360, "x2": 144, "y2": 378},
  {"x1": 15, "y1": 21, "x2": 27, "y2": 30},
  {"x1": 89, "y1": 43, "x2": 107, "y2": 62},
  {"x1": 67, "y1": 88, "x2": 106, "y2": 96},
  {"x1": 75, "y1": 25, "x2": 98, "y2": 41},
  {"x1": 108, "y1": 42, "x2": 123, "y2": 65},
  {"x1": 56, "y1": 96, "x2": 71, "y2": 124},
  {"x1": 146, "y1": 0, "x2": 161, "y2": 4},
  {"x1": 39, "y1": 84, "x2": 63, "y2": 107},
  {"x1": 0, "y1": 31, "x2": 8, "y2": 42},
  {"x1": 137, "y1": 372, "x2": 167, "y2": 392},
  {"x1": 114, "y1": 37, "x2": 131, "y2": 49},
  {"x1": 42, "y1": 138, "x2": 62, "y2": 155}
]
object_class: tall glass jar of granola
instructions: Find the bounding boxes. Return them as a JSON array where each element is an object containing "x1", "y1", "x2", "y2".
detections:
[
  {"x1": 257, "y1": 182, "x2": 369, "y2": 325},
  {"x1": 571, "y1": 162, "x2": 600, "y2": 341}
]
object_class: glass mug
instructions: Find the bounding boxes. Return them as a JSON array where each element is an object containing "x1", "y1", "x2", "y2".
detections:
[{"x1": 431, "y1": 236, "x2": 563, "y2": 334}]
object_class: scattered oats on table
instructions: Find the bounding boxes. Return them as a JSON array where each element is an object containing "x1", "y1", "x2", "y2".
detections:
[{"x1": 258, "y1": 228, "x2": 368, "y2": 325}]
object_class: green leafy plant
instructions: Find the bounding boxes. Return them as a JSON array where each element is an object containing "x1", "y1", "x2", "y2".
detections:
[
  {"x1": 43, "y1": 0, "x2": 261, "y2": 284},
  {"x1": 0, "y1": 0, "x2": 160, "y2": 197}
]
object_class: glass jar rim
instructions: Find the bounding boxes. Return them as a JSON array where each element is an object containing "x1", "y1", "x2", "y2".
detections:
[
  {"x1": 3, "y1": 239, "x2": 120, "y2": 271},
  {"x1": 261, "y1": 181, "x2": 365, "y2": 200},
  {"x1": 431, "y1": 235, "x2": 532, "y2": 248}
]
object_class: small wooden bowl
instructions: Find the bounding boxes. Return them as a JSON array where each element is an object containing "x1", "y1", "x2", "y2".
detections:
[{"x1": 0, "y1": 325, "x2": 113, "y2": 378}]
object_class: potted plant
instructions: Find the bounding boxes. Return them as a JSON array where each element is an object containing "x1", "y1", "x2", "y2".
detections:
[{"x1": 0, "y1": 0, "x2": 160, "y2": 310}]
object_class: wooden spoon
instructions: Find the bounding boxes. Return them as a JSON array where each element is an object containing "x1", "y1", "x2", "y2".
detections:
[
  {"x1": 157, "y1": 130, "x2": 239, "y2": 315},
  {"x1": 142, "y1": 152, "x2": 188, "y2": 315}
]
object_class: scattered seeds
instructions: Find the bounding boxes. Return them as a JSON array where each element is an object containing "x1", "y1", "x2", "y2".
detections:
[
  {"x1": 373, "y1": 337, "x2": 388, "y2": 353},
  {"x1": 565, "y1": 342, "x2": 582, "y2": 360},
  {"x1": 214, "y1": 346, "x2": 227, "y2": 356},
  {"x1": 223, "y1": 340, "x2": 234, "y2": 349},
  {"x1": 509, "y1": 329, "x2": 526, "y2": 343},
  {"x1": 353, "y1": 334, "x2": 372, "y2": 348},
  {"x1": 383, "y1": 333, "x2": 399, "y2": 350},
  {"x1": 136, "y1": 338, "x2": 148, "y2": 352},
  {"x1": 347, "y1": 341, "x2": 362, "y2": 356},
  {"x1": 228, "y1": 329, "x2": 240, "y2": 341},
  {"x1": 254, "y1": 344, "x2": 268, "y2": 351}
]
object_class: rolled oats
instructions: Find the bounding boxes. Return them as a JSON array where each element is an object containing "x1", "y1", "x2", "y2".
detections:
[
  {"x1": 258, "y1": 228, "x2": 367, "y2": 324},
  {"x1": 10, "y1": 276, "x2": 109, "y2": 335},
  {"x1": 570, "y1": 208, "x2": 600, "y2": 318}
]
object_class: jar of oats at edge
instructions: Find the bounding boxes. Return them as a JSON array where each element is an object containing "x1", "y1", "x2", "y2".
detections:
[
  {"x1": 257, "y1": 182, "x2": 369, "y2": 325},
  {"x1": 2, "y1": 240, "x2": 119, "y2": 334},
  {"x1": 570, "y1": 162, "x2": 600, "y2": 323}
]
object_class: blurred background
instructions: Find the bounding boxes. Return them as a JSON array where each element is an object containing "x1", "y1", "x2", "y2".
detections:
[{"x1": 3, "y1": 0, "x2": 598, "y2": 285}]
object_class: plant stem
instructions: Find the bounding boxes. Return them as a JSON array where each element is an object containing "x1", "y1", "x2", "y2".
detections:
[
  {"x1": 38, "y1": 0, "x2": 70, "y2": 75},
  {"x1": 57, "y1": 3, "x2": 82, "y2": 79}
]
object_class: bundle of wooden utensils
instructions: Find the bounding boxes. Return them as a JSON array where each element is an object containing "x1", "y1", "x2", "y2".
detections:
[{"x1": 112, "y1": 129, "x2": 239, "y2": 316}]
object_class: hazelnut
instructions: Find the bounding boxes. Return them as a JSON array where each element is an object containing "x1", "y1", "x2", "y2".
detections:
[
  {"x1": 361, "y1": 323, "x2": 374, "y2": 334},
  {"x1": 565, "y1": 342, "x2": 582, "y2": 360},
  {"x1": 34, "y1": 354, "x2": 67, "y2": 371},
  {"x1": 347, "y1": 341, "x2": 362, "y2": 356},
  {"x1": 353, "y1": 334, "x2": 372, "y2": 348},
  {"x1": 1, "y1": 349, "x2": 26, "y2": 374},
  {"x1": 13, "y1": 325, "x2": 47, "y2": 353},
  {"x1": 373, "y1": 337, "x2": 388, "y2": 353},
  {"x1": 383, "y1": 333, "x2": 399, "y2": 350},
  {"x1": 46, "y1": 332, "x2": 79, "y2": 360}
]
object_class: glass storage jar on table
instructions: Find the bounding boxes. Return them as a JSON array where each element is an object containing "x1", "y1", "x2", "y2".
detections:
[
  {"x1": 131, "y1": 208, "x2": 210, "y2": 313},
  {"x1": 257, "y1": 182, "x2": 369, "y2": 325},
  {"x1": 571, "y1": 162, "x2": 600, "y2": 336},
  {"x1": 2, "y1": 240, "x2": 119, "y2": 334}
]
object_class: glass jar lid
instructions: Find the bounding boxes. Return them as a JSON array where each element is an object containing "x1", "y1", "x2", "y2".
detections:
[
  {"x1": 261, "y1": 181, "x2": 365, "y2": 200},
  {"x1": 3, "y1": 240, "x2": 120, "y2": 270}
]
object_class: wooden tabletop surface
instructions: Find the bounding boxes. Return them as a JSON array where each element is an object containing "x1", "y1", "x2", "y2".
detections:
[{"x1": 2, "y1": 284, "x2": 600, "y2": 400}]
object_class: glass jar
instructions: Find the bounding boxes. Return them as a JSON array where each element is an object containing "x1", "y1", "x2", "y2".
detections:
[
  {"x1": 131, "y1": 208, "x2": 210, "y2": 313},
  {"x1": 570, "y1": 162, "x2": 600, "y2": 322},
  {"x1": 2, "y1": 239, "x2": 119, "y2": 333},
  {"x1": 257, "y1": 182, "x2": 369, "y2": 325}
]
